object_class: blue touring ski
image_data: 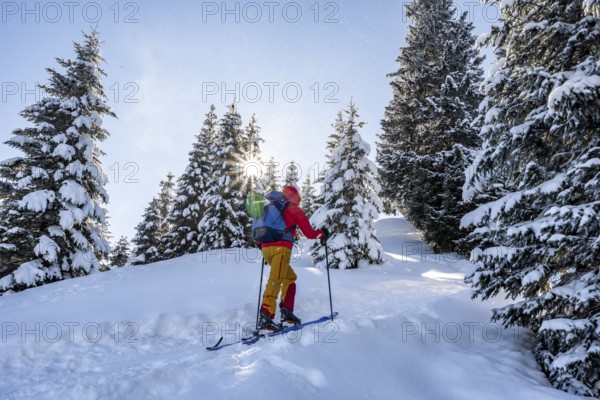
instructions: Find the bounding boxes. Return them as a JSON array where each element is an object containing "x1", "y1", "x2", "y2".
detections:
[{"x1": 206, "y1": 312, "x2": 339, "y2": 351}]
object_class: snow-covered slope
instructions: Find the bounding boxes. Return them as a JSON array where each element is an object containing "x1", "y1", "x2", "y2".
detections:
[{"x1": 0, "y1": 217, "x2": 578, "y2": 400}]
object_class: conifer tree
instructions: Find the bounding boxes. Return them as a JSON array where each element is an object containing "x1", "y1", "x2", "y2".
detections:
[
  {"x1": 197, "y1": 103, "x2": 249, "y2": 251},
  {"x1": 377, "y1": 0, "x2": 483, "y2": 252},
  {"x1": 163, "y1": 106, "x2": 218, "y2": 258},
  {"x1": 262, "y1": 157, "x2": 282, "y2": 193},
  {"x1": 98, "y1": 213, "x2": 113, "y2": 271},
  {"x1": 311, "y1": 102, "x2": 383, "y2": 269},
  {"x1": 0, "y1": 30, "x2": 114, "y2": 291},
  {"x1": 240, "y1": 113, "x2": 265, "y2": 244},
  {"x1": 312, "y1": 111, "x2": 345, "y2": 213},
  {"x1": 242, "y1": 113, "x2": 265, "y2": 194},
  {"x1": 461, "y1": 1, "x2": 600, "y2": 395},
  {"x1": 300, "y1": 175, "x2": 318, "y2": 219},
  {"x1": 110, "y1": 236, "x2": 131, "y2": 267},
  {"x1": 284, "y1": 162, "x2": 300, "y2": 187},
  {"x1": 131, "y1": 173, "x2": 175, "y2": 264},
  {"x1": 327, "y1": 111, "x2": 346, "y2": 156},
  {"x1": 156, "y1": 172, "x2": 175, "y2": 240},
  {"x1": 130, "y1": 198, "x2": 161, "y2": 265}
]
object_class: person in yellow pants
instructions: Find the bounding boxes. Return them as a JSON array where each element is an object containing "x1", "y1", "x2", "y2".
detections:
[
  {"x1": 257, "y1": 186, "x2": 327, "y2": 331},
  {"x1": 261, "y1": 246, "x2": 295, "y2": 319}
]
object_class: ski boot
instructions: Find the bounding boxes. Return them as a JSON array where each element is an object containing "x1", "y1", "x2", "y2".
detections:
[
  {"x1": 258, "y1": 313, "x2": 281, "y2": 332},
  {"x1": 280, "y1": 306, "x2": 301, "y2": 326}
]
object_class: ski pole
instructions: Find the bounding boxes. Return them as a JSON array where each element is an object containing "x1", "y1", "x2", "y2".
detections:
[
  {"x1": 255, "y1": 257, "x2": 266, "y2": 330},
  {"x1": 324, "y1": 243, "x2": 334, "y2": 322}
]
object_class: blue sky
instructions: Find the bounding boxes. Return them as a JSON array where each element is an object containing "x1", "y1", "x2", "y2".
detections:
[{"x1": 0, "y1": 0, "x2": 498, "y2": 242}]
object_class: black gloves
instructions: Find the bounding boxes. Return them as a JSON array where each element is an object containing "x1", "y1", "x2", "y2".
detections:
[{"x1": 320, "y1": 227, "x2": 330, "y2": 245}]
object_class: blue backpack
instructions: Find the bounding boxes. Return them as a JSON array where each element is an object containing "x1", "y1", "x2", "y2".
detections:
[{"x1": 251, "y1": 191, "x2": 295, "y2": 243}]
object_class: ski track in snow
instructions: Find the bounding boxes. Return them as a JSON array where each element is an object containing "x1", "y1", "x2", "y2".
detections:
[{"x1": 0, "y1": 217, "x2": 579, "y2": 400}]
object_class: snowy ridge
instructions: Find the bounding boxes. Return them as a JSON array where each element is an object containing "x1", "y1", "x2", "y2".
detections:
[{"x1": 0, "y1": 218, "x2": 579, "y2": 400}]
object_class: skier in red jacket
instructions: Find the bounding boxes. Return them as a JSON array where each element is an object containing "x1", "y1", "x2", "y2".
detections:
[{"x1": 258, "y1": 185, "x2": 329, "y2": 331}]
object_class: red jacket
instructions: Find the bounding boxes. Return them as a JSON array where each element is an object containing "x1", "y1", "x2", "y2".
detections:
[{"x1": 262, "y1": 205, "x2": 324, "y2": 249}]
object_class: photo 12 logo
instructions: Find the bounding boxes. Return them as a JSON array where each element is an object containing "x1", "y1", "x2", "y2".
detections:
[
  {"x1": 1, "y1": 82, "x2": 140, "y2": 104},
  {"x1": 202, "y1": 319, "x2": 339, "y2": 345},
  {"x1": 1, "y1": 321, "x2": 139, "y2": 344},
  {"x1": 400, "y1": 1, "x2": 500, "y2": 24},
  {"x1": 202, "y1": 81, "x2": 339, "y2": 104},
  {"x1": 201, "y1": 1, "x2": 340, "y2": 23},
  {"x1": 1, "y1": 2, "x2": 140, "y2": 24},
  {"x1": 235, "y1": 159, "x2": 324, "y2": 187}
]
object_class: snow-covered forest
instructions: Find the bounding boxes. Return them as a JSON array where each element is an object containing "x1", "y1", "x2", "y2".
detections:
[{"x1": 1, "y1": 0, "x2": 599, "y2": 398}]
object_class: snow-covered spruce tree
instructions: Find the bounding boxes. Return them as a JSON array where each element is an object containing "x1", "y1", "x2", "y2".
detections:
[
  {"x1": 300, "y1": 175, "x2": 318, "y2": 219},
  {"x1": 130, "y1": 198, "x2": 161, "y2": 265},
  {"x1": 98, "y1": 212, "x2": 114, "y2": 271},
  {"x1": 262, "y1": 157, "x2": 282, "y2": 193},
  {"x1": 377, "y1": 0, "x2": 483, "y2": 252},
  {"x1": 461, "y1": 1, "x2": 600, "y2": 396},
  {"x1": 240, "y1": 113, "x2": 265, "y2": 245},
  {"x1": 0, "y1": 30, "x2": 114, "y2": 292},
  {"x1": 162, "y1": 105, "x2": 218, "y2": 259},
  {"x1": 197, "y1": 103, "x2": 249, "y2": 251},
  {"x1": 293, "y1": 175, "x2": 318, "y2": 240},
  {"x1": 312, "y1": 111, "x2": 346, "y2": 212},
  {"x1": 156, "y1": 172, "x2": 175, "y2": 242},
  {"x1": 242, "y1": 113, "x2": 265, "y2": 194},
  {"x1": 110, "y1": 236, "x2": 131, "y2": 267},
  {"x1": 327, "y1": 111, "x2": 345, "y2": 155},
  {"x1": 310, "y1": 102, "x2": 383, "y2": 269},
  {"x1": 131, "y1": 173, "x2": 175, "y2": 265},
  {"x1": 284, "y1": 161, "x2": 300, "y2": 187}
]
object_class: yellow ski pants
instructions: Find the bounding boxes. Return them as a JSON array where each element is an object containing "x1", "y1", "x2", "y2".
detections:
[{"x1": 260, "y1": 246, "x2": 297, "y2": 318}]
